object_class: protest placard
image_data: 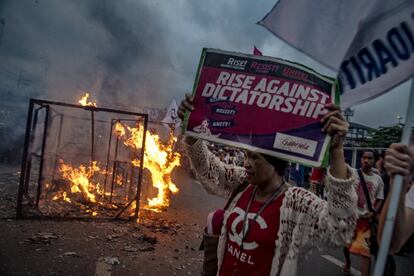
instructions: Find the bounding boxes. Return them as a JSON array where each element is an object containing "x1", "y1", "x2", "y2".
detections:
[{"x1": 183, "y1": 48, "x2": 338, "y2": 167}]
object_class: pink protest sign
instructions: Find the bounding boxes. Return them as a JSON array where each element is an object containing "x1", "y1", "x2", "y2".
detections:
[{"x1": 183, "y1": 48, "x2": 338, "y2": 167}]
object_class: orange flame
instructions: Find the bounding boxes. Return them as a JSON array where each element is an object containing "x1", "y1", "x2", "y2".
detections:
[
  {"x1": 78, "y1": 92, "x2": 97, "y2": 107},
  {"x1": 114, "y1": 121, "x2": 126, "y2": 137},
  {"x1": 115, "y1": 174, "x2": 124, "y2": 186},
  {"x1": 114, "y1": 123, "x2": 180, "y2": 211},
  {"x1": 131, "y1": 159, "x2": 140, "y2": 167},
  {"x1": 58, "y1": 161, "x2": 103, "y2": 203},
  {"x1": 52, "y1": 191, "x2": 71, "y2": 203}
]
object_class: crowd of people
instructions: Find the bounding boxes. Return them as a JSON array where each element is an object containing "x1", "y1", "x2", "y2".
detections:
[
  {"x1": 177, "y1": 93, "x2": 414, "y2": 276},
  {"x1": 207, "y1": 143, "x2": 245, "y2": 166}
]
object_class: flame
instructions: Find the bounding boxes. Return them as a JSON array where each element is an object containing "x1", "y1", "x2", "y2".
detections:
[
  {"x1": 131, "y1": 159, "x2": 140, "y2": 167},
  {"x1": 48, "y1": 104, "x2": 180, "y2": 216},
  {"x1": 114, "y1": 122, "x2": 181, "y2": 211},
  {"x1": 114, "y1": 121, "x2": 126, "y2": 137},
  {"x1": 115, "y1": 174, "x2": 124, "y2": 186},
  {"x1": 52, "y1": 191, "x2": 71, "y2": 203},
  {"x1": 58, "y1": 161, "x2": 103, "y2": 203},
  {"x1": 78, "y1": 92, "x2": 97, "y2": 107}
]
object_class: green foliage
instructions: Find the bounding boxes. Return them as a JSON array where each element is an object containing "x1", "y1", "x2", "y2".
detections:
[{"x1": 367, "y1": 125, "x2": 402, "y2": 148}]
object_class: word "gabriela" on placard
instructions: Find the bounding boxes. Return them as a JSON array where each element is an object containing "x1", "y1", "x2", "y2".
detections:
[{"x1": 200, "y1": 72, "x2": 331, "y2": 119}]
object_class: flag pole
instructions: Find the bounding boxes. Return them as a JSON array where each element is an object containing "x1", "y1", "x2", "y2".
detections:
[{"x1": 373, "y1": 79, "x2": 414, "y2": 276}]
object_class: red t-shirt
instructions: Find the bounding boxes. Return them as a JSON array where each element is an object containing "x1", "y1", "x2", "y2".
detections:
[{"x1": 220, "y1": 185, "x2": 285, "y2": 276}]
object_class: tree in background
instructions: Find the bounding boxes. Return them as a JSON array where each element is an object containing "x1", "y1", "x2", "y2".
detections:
[{"x1": 367, "y1": 125, "x2": 403, "y2": 148}]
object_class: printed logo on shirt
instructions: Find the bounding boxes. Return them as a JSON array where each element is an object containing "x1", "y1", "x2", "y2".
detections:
[{"x1": 228, "y1": 207, "x2": 268, "y2": 250}]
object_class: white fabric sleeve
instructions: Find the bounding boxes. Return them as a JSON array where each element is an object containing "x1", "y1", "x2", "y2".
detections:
[
  {"x1": 285, "y1": 165, "x2": 358, "y2": 249},
  {"x1": 405, "y1": 185, "x2": 414, "y2": 210},
  {"x1": 184, "y1": 138, "x2": 246, "y2": 197},
  {"x1": 376, "y1": 175, "x2": 385, "y2": 200}
]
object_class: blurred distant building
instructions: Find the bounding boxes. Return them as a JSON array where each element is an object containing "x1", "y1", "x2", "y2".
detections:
[
  {"x1": 345, "y1": 121, "x2": 375, "y2": 146},
  {"x1": 342, "y1": 108, "x2": 374, "y2": 147}
]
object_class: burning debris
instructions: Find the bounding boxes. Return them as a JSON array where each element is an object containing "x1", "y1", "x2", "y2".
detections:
[
  {"x1": 55, "y1": 160, "x2": 104, "y2": 204},
  {"x1": 113, "y1": 122, "x2": 181, "y2": 212},
  {"x1": 17, "y1": 96, "x2": 181, "y2": 220}
]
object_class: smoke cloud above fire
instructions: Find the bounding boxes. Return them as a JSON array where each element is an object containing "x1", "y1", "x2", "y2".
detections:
[
  {"x1": 0, "y1": 0, "x2": 179, "y2": 107},
  {"x1": 0, "y1": 0, "x2": 279, "y2": 109}
]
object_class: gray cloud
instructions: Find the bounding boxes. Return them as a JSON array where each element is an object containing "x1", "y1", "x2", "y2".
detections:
[{"x1": 0, "y1": 0, "x2": 179, "y2": 108}]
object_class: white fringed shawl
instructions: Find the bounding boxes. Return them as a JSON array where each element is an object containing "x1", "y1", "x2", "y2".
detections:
[{"x1": 185, "y1": 140, "x2": 358, "y2": 276}]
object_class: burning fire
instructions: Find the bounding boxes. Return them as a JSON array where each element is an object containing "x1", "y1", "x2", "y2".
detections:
[
  {"x1": 115, "y1": 175, "x2": 124, "y2": 186},
  {"x1": 114, "y1": 122, "x2": 181, "y2": 211},
  {"x1": 57, "y1": 161, "x2": 103, "y2": 203},
  {"x1": 114, "y1": 121, "x2": 126, "y2": 137},
  {"x1": 50, "y1": 94, "x2": 180, "y2": 216},
  {"x1": 78, "y1": 92, "x2": 97, "y2": 107},
  {"x1": 52, "y1": 191, "x2": 71, "y2": 203}
]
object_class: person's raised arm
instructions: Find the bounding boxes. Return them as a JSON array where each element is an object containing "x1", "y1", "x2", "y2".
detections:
[
  {"x1": 379, "y1": 143, "x2": 414, "y2": 253},
  {"x1": 177, "y1": 93, "x2": 245, "y2": 197},
  {"x1": 284, "y1": 104, "x2": 357, "y2": 250},
  {"x1": 321, "y1": 103, "x2": 349, "y2": 179}
]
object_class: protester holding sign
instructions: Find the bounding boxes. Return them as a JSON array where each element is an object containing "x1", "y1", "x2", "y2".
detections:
[
  {"x1": 259, "y1": 2, "x2": 414, "y2": 274},
  {"x1": 179, "y1": 93, "x2": 358, "y2": 276}
]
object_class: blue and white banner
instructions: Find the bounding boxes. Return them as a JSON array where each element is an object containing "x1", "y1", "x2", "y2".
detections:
[{"x1": 259, "y1": 0, "x2": 414, "y2": 108}]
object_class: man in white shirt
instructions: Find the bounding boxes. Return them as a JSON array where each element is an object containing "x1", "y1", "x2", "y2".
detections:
[
  {"x1": 354, "y1": 151, "x2": 385, "y2": 217},
  {"x1": 343, "y1": 150, "x2": 384, "y2": 276}
]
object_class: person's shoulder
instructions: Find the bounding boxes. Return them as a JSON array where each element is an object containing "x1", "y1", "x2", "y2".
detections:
[
  {"x1": 351, "y1": 168, "x2": 360, "y2": 179},
  {"x1": 407, "y1": 185, "x2": 414, "y2": 199},
  {"x1": 405, "y1": 185, "x2": 414, "y2": 210}
]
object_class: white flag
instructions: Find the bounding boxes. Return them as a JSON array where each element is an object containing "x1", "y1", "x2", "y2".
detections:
[
  {"x1": 259, "y1": 0, "x2": 414, "y2": 107},
  {"x1": 161, "y1": 99, "x2": 181, "y2": 129}
]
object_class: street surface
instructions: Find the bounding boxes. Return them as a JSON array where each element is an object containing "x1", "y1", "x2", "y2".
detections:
[{"x1": 0, "y1": 164, "x2": 413, "y2": 275}]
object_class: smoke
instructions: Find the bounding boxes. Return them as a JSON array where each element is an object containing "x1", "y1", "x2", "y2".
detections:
[
  {"x1": 84, "y1": 0, "x2": 178, "y2": 107},
  {"x1": 0, "y1": 0, "x2": 183, "y2": 161},
  {"x1": 0, "y1": 0, "x2": 180, "y2": 108}
]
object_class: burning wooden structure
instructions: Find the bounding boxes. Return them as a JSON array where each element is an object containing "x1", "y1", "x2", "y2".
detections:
[{"x1": 16, "y1": 97, "x2": 180, "y2": 220}]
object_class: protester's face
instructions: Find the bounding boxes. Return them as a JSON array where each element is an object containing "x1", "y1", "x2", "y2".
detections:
[
  {"x1": 244, "y1": 151, "x2": 275, "y2": 186},
  {"x1": 361, "y1": 151, "x2": 375, "y2": 170}
]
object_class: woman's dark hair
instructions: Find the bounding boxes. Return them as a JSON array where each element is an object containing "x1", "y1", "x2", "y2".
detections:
[
  {"x1": 363, "y1": 149, "x2": 378, "y2": 161},
  {"x1": 261, "y1": 154, "x2": 288, "y2": 176}
]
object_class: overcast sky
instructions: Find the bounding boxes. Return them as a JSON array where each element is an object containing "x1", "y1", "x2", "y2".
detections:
[{"x1": 0, "y1": 0, "x2": 411, "y2": 128}]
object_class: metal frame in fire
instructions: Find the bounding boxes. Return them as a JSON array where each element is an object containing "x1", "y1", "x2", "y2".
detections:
[{"x1": 16, "y1": 99, "x2": 149, "y2": 221}]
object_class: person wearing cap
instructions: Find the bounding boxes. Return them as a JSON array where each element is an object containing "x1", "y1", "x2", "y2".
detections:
[{"x1": 178, "y1": 93, "x2": 358, "y2": 276}]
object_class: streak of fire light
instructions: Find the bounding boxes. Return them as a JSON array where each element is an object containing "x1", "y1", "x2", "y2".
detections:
[{"x1": 78, "y1": 92, "x2": 97, "y2": 107}]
